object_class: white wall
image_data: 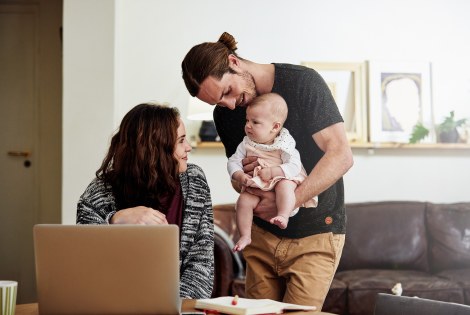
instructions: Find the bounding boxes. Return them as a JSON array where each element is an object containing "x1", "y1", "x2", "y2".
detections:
[
  {"x1": 62, "y1": 0, "x2": 116, "y2": 223},
  {"x1": 63, "y1": 0, "x2": 470, "y2": 223}
]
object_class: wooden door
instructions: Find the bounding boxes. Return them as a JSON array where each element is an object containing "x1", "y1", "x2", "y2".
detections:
[{"x1": 0, "y1": 0, "x2": 62, "y2": 303}]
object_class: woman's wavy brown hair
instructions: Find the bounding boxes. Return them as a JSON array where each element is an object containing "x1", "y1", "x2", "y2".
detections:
[
  {"x1": 96, "y1": 103, "x2": 181, "y2": 209},
  {"x1": 181, "y1": 31, "x2": 240, "y2": 97}
]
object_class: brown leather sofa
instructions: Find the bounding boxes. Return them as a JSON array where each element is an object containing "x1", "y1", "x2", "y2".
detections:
[{"x1": 211, "y1": 201, "x2": 470, "y2": 315}]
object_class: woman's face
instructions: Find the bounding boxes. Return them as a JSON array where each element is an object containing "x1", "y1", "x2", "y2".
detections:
[{"x1": 174, "y1": 119, "x2": 192, "y2": 173}]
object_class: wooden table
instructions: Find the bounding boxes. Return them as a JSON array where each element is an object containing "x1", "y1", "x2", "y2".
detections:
[{"x1": 16, "y1": 300, "x2": 336, "y2": 314}]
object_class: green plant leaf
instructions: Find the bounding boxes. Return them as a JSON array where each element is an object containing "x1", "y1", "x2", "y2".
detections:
[{"x1": 409, "y1": 123, "x2": 429, "y2": 144}]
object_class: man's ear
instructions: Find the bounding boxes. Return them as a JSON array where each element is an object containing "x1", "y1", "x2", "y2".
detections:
[{"x1": 228, "y1": 54, "x2": 240, "y2": 69}]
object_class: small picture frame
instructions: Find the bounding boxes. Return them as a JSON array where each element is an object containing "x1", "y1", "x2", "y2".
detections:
[
  {"x1": 368, "y1": 60, "x2": 433, "y2": 143},
  {"x1": 302, "y1": 62, "x2": 367, "y2": 143}
]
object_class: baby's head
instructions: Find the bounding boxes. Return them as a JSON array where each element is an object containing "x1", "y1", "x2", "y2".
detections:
[{"x1": 245, "y1": 93, "x2": 288, "y2": 144}]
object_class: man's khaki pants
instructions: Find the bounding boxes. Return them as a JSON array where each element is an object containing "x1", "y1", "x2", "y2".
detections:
[{"x1": 243, "y1": 224, "x2": 345, "y2": 310}]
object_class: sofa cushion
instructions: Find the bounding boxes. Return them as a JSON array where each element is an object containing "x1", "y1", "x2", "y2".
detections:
[
  {"x1": 437, "y1": 268, "x2": 470, "y2": 305},
  {"x1": 426, "y1": 203, "x2": 470, "y2": 272},
  {"x1": 323, "y1": 278, "x2": 348, "y2": 315},
  {"x1": 338, "y1": 201, "x2": 429, "y2": 272},
  {"x1": 336, "y1": 269, "x2": 465, "y2": 315}
]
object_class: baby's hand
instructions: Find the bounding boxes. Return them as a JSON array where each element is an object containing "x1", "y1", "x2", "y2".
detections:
[{"x1": 258, "y1": 168, "x2": 272, "y2": 181}]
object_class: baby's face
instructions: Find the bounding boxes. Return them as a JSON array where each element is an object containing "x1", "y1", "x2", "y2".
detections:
[{"x1": 245, "y1": 104, "x2": 278, "y2": 144}]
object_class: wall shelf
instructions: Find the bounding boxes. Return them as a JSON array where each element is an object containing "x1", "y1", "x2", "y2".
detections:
[
  {"x1": 195, "y1": 141, "x2": 470, "y2": 150},
  {"x1": 350, "y1": 142, "x2": 470, "y2": 150},
  {"x1": 195, "y1": 141, "x2": 225, "y2": 149}
]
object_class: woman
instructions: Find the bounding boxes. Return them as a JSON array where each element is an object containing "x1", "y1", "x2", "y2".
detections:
[{"x1": 76, "y1": 103, "x2": 214, "y2": 299}]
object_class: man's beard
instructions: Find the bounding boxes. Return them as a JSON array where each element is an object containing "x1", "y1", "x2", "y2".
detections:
[{"x1": 237, "y1": 70, "x2": 258, "y2": 106}]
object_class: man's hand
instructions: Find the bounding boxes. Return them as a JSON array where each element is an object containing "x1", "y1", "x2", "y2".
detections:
[
  {"x1": 110, "y1": 206, "x2": 168, "y2": 225},
  {"x1": 245, "y1": 187, "x2": 277, "y2": 221},
  {"x1": 232, "y1": 171, "x2": 252, "y2": 186},
  {"x1": 242, "y1": 156, "x2": 259, "y2": 176}
]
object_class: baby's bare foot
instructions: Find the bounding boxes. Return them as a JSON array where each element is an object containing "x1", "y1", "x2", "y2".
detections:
[
  {"x1": 270, "y1": 215, "x2": 289, "y2": 229},
  {"x1": 233, "y1": 236, "x2": 252, "y2": 252}
]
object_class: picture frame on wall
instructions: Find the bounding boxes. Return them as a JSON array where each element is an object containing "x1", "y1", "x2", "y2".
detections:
[
  {"x1": 302, "y1": 61, "x2": 367, "y2": 143},
  {"x1": 368, "y1": 60, "x2": 434, "y2": 143}
]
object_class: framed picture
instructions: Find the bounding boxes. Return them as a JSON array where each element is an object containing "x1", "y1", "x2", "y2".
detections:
[
  {"x1": 368, "y1": 60, "x2": 433, "y2": 143},
  {"x1": 302, "y1": 62, "x2": 367, "y2": 143}
]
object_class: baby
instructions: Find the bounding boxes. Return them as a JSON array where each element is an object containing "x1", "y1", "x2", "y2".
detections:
[{"x1": 227, "y1": 93, "x2": 317, "y2": 251}]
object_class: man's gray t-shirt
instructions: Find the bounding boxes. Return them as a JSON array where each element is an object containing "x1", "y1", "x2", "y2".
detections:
[{"x1": 214, "y1": 63, "x2": 346, "y2": 238}]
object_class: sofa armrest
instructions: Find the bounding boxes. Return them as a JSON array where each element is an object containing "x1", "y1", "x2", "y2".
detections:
[
  {"x1": 212, "y1": 225, "x2": 245, "y2": 297},
  {"x1": 213, "y1": 231, "x2": 234, "y2": 297},
  {"x1": 215, "y1": 225, "x2": 244, "y2": 278}
]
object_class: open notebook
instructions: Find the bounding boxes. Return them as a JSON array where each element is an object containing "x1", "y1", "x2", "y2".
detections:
[
  {"x1": 34, "y1": 224, "x2": 180, "y2": 315},
  {"x1": 195, "y1": 296, "x2": 315, "y2": 315}
]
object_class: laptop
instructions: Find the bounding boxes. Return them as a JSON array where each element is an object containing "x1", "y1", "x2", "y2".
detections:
[{"x1": 33, "y1": 224, "x2": 181, "y2": 315}]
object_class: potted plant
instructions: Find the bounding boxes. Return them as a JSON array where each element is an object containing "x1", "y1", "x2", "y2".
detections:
[
  {"x1": 409, "y1": 111, "x2": 468, "y2": 144},
  {"x1": 436, "y1": 111, "x2": 467, "y2": 143}
]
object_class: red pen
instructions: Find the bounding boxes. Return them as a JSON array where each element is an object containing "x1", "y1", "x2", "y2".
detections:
[{"x1": 231, "y1": 295, "x2": 239, "y2": 305}]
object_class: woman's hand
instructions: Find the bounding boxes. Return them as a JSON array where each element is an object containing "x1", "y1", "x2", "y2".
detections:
[
  {"x1": 110, "y1": 206, "x2": 168, "y2": 225},
  {"x1": 245, "y1": 188, "x2": 277, "y2": 221}
]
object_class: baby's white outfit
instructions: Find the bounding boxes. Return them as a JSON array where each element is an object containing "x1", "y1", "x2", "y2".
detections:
[{"x1": 227, "y1": 128, "x2": 318, "y2": 216}]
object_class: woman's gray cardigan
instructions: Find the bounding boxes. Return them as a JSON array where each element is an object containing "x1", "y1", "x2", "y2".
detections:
[{"x1": 76, "y1": 163, "x2": 214, "y2": 299}]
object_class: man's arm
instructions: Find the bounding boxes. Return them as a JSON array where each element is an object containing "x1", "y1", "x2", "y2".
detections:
[
  {"x1": 294, "y1": 122, "x2": 353, "y2": 208},
  {"x1": 227, "y1": 141, "x2": 249, "y2": 193}
]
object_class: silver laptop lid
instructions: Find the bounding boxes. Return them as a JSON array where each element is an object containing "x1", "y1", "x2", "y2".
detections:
[{"x1": 34, "y1": 224, "x2": 181, "y2": 315}]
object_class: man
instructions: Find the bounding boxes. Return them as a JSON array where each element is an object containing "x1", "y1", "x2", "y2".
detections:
[{"x1": 181, "y1": 32, "x2": 353, "y2": 310}]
